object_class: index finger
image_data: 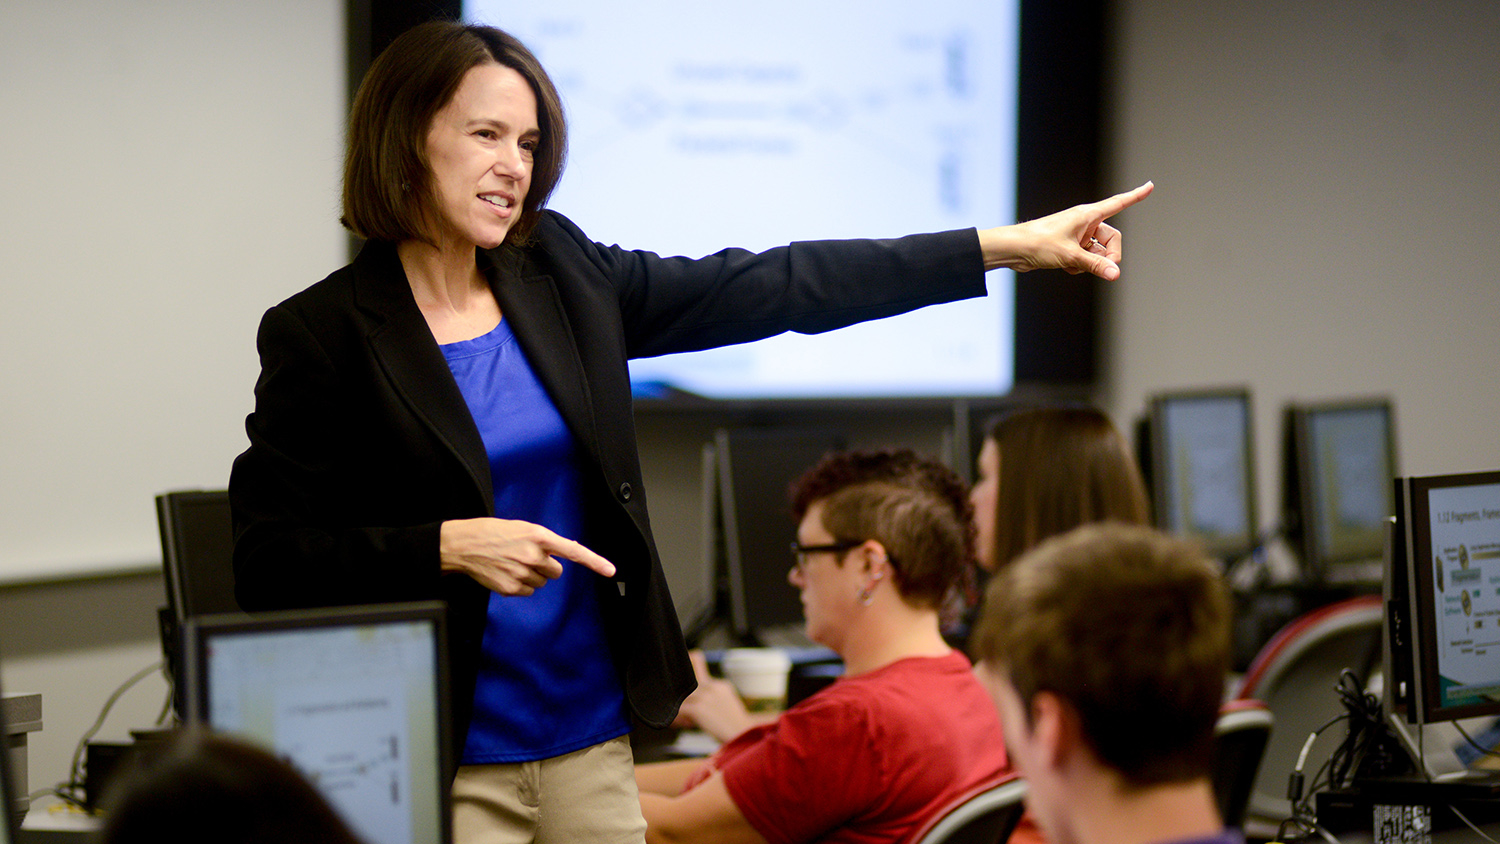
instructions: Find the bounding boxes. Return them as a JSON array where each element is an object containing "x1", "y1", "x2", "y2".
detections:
[
  {"x1": 1088, "y1": 181, "x2": 1154, "y2": 221},
  {"x1": 539, "y1": 534, "x2": 617, "y2": 578},
  {"x1": 689, "y1": 650, "x2": 712, "y2": 681}
]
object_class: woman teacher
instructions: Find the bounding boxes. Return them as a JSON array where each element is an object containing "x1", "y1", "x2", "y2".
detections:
[{"x1": 228, "y1": 20, "x2": 1152, "y2": 844}]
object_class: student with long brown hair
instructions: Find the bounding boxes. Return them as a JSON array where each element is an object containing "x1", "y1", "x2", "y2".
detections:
[{"x1": 971, "y1": 406, "x2": 1150, "y2": 576}]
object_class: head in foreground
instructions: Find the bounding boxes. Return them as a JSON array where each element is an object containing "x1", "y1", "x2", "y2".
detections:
[
  {"x1": 971, "y1": 523, "x2": 1232, "y2": 844},
  {"x1": 99, "y1": 729, "x2": 365, "y2": 844}
]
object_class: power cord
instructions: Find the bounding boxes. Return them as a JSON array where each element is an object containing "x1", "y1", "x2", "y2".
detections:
[
  {"x1": 1274, "y1": 669, "x2": 1415, "y2": 843},
  {"x1": 1275, "y1": 671, "x2": 1500, "y2": 844},
  {"x1": 1454, "y1": 719, "x2": 1500, "y2": 762},
  {"x1": 1326, "y1": 669, "x2": 1411, "y2": 785},
  {"x1": 28, "y1": 660, "x2": 169, "y2": 809}
]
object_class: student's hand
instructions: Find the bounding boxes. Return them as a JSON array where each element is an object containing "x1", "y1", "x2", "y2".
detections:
[
  {"x1": 672, "y1": 650, "x2": 759, "y2": 743},
  {"x1": 978, "y1": 181, "x2": 1154, "y2": 280},
  {"x1": 439, "y1": 517, "x2": 615, "y2": 596}
]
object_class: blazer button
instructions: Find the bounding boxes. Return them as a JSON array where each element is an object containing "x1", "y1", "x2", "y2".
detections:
[{"x1": 618, "y1": 482, "x2": 633, "y2": 501}]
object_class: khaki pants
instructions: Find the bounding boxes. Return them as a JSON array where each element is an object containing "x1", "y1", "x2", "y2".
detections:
[{"x1": 452, "y1": 736, "x2": 646, "y2": 844}]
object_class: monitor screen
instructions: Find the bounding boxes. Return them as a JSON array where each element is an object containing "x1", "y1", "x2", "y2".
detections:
[
  {"x1": 1146, "y1": 389, "x2": 1257, "y2": 560},
  {"x1": 712, "y1": 427, "x2": 844, "y2": 639},
  {"x1": 461, "y1": 0, "x2": 1019, "y2": 399},
  {"x1": 1287, "y1": 399, "x2": 1397, "y2": 580},
  {"x1": 185, "y1": 603, "x2": 451, "y2": 844},
  {"x1": 1392, "y1": 471, "x2": 1500, "y2": 725}
]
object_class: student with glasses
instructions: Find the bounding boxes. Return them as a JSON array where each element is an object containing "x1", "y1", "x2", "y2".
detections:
[{"x1": 635, "y1": 450, "x2": 1040, "y2": 844}]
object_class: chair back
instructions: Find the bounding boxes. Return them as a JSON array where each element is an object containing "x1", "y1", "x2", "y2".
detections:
[
  {"x1": 1233, "y1": 595, "x2": 1383, "y2": 834},
  {"x1": 1211, "y1": 698, "x2": 1273, "y2": 830},
  {"x1": 910, "y1": 776, "x2": 1028, "y2": 844}
]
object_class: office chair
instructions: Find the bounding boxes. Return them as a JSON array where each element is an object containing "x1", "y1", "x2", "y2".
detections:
[
  {"x1": 910, "y1": 776, "x2": 1028, "y2": 844},
  {"x1": 1211, "y1": 698, "x2": 1274, "y2": 830},
  {"x1": 1232, "y1": 594, "x2": 1383, "y2": 836}
]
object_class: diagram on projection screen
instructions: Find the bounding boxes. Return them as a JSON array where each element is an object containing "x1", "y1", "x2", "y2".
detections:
[{"x1": 464, "y1": 0, "x2": 1020, "y2": 398}]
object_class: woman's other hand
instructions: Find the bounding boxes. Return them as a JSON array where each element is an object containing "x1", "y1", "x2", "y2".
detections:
[
  {"x1": 439, "y1": 517, "x2": 615, "y2": 596},
  {"x1": 978, "y1": 181, "x2": 1154, "y2": 280}
]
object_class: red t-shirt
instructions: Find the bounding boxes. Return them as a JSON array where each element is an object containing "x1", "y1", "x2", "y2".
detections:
[{"x1": 685, "y1": 651, "x2": 1028, "y2": 844}]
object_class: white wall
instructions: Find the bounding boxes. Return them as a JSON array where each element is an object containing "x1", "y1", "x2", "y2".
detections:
[
  {"x1": 0, "y1": 0, "x2": 347, "y2": 583},
  {"x1": 1102, "y1": 0, "x2": 1500, "y2": 533},
  {"x1": 0, "y1": 0, "x2": 345, "y2": 798}
]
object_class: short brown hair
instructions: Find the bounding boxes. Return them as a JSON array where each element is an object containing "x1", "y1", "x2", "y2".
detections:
[
  {"x1": 985, "y1": 406, "x2": 1150, "y2": 571},
  {"x1": 790, "y1": 450, "x2": 975, "y2": 610},
  {"x1": 971, "y1": 523, "x2": 1231, "y2": 786},
  {"x1": 99, "y1": 729, "x2": 364, "y2": 844},
  {"x1": 342, "y1": 21, "x2": 567, "y2": 245}
]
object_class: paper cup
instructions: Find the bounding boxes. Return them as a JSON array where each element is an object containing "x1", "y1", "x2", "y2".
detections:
[{"x1": 721, "y1": 648, "x2": 793, "y2": 713}]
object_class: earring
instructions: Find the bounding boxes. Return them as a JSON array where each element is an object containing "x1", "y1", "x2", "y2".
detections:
[{"x1": 857, "y1": 586, "x2": 874, "y2": 606}]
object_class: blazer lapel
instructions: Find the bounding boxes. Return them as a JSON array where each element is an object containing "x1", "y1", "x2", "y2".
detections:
[
  {"x1": 351, "y1": 242, "x2": 495, "y2": 515},
  {"x1": 482, "y1": 248, "x2": 602, "y2": 469}
]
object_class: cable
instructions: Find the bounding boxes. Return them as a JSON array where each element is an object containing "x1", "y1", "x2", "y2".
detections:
[
  {"x1": 1274, "y1": 668, "x2": 1420, "y2": 841},
  {"x1": 1286, "y1": 712, "x2": 1349, "y2": 804},
  {"x1": 154, "y1": 679, "x2": 175, "y2": 728},
  {"x1": 1449, "y1": 805, "x2": 1500, "y2": 844},
  {"x1": 38, "y1": 660, "x2": 167, "y2": 808},
  {"x1": 1276, "y1": 711, "x2": 1349, "y2": 840},
  {"x1": 1453, "y1": 720, "x2": 1500, "y2": 761}
]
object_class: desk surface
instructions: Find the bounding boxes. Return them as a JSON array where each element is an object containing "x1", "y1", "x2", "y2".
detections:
[{"x1": 19, "y1": 797, "x2": 99, "y2": 844}]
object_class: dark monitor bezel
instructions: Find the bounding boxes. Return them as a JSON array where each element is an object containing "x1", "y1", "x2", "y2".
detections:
[
  {"x1": 1287, "y1": 397, "x2": 1398, "y2": 580},
  {"x1": 183, "y1": 601, "x2": 453, "y2": 844},
  {"x1": 1144, "y1": 387, "x2": 1258, "y2": 560},
  {"x1": 1399, "y1": 470, "x2": 1500, "y2": 725},
  {"x1": 156, "y1": 489, "x2": 241, "y2": 621}
]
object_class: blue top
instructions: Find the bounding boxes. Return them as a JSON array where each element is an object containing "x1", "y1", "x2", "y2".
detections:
[{"x1": 441, "y1": 320, "x2": 629, "y2": 763}]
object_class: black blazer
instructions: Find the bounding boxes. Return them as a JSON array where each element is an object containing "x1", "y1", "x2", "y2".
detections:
[{"x1": 229, "y1": 211, "x2": 986, "y2": 755}]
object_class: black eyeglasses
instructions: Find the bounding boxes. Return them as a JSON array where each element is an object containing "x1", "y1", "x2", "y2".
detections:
[{"x1": 789, "y1": 540, "x2": 861, "y2": 573}]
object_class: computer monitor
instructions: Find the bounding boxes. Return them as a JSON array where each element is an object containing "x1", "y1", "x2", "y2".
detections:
[
  {"x1": 710, "y1": 427, "x2": 845, "y2": 641},
  {"x1": 1284, "y1": 398, "x2": 1397, "y2": 582},
  {"x1": 184, "y1": 602, "x2": 452, "y2": 844},
  {"x1": 1140, "y1": 388, "x2": 1258, "y2": 560},
  {"x1": 156, "y1": 489, "x2": 246, "y2": 719},
  {"x1": 156, "y1": 490, "x2": 241, "y2": 619},
  {"x1": 1386, "y1": 470, "x2": 1500, "y2": 727}
]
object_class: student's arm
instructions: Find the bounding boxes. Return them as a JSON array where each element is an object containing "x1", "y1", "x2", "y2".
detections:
[
  {"x1": 635, "y1": 759, "x2": 710, "y2": 796},
  {"x1": 639, "y1": 770, "x2": 770, "y2": 844}
]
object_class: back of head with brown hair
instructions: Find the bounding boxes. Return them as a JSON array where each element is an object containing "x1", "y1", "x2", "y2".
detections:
[
  {"x1": 790, "y1": 449, "x2": 975, "y2": 610},
  {"x1": 971, "y1": 523, "x2": 1231, "y2": 787},
  {"x1": 986, "y1": 406, "x2": 1150, "y2": 571},
  {"x1": 99, "y1": 728, "x2": 366, "y2": 844},
  {"x1": 341, "y1": 21, "x2": 568, "y2": 245}
]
